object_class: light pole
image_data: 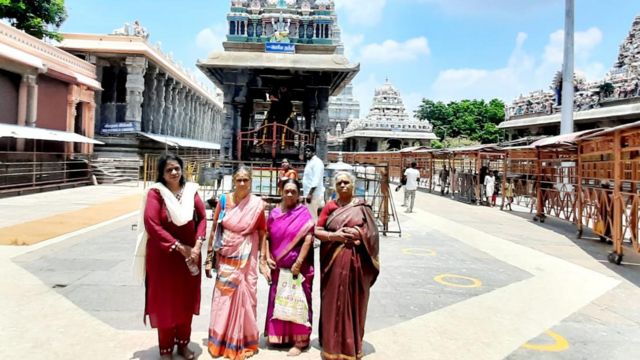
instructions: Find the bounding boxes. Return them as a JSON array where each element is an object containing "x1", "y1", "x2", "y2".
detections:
[{"x1": 560, "y1": 0, "x2": 575, "y2": 135}]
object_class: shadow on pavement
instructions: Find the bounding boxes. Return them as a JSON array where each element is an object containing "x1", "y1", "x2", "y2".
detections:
[
  {"x1": 131, "y1": 342, "x2": 204, "y2": 360},
  {"x1": 506, "y1": 208, "x2": 640, "y2": 287}
]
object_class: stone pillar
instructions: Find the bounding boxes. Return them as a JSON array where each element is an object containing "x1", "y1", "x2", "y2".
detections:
[
  {"x1": 84, "y1": 102, "x2": 97, "y2": 153},
  {"x1": 175, "y1": 86, "x2": 187, "y2": 137},
  {"x1": 162, "y1": 77, "x2": 176, "y2": 135},
  {"x1": 315, "y1": 87, "x2": 330, "y2": 161},
  {"x1": 142, "y1": 65, "x2": 158, "y2": 132},
  {"x1": 221, "y1": 85, "x2": 236, "y2": 159},
  {"x1": 125, "y1": 57, "x2": 148, "y2": 130},
  {"x1": 25, "y1": 74, "x2": 38, "y2": 127},
  {"x1": 182, "y1": 91, "x2": 192, "y2": 138},
  {"x1": 169, "y1": 83, "x2": 183, "y2": 136},
  {"x1": 65, "y1": 91, "x2": 78, "y2": 154},
  {"x1": 152, "y1": 72, "x2": 167, "y2": 134}
]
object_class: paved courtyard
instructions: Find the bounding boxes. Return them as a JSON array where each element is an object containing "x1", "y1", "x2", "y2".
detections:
[{"x1": 1, "y1": 185, "x2": 640, "y2": 359}]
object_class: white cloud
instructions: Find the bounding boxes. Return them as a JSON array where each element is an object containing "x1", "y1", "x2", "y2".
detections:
[
  {"x1": 335, "y1": 0, "x2": 387, "y2": 26},
  {"x1": 428, "y1": 27, "x2": 606, "y2": 103},
  {"x1": 195, "y1": 23, "x2": 226, "y2": 54},
  {"x1": 340, "y1": 31, "x2": 365, "y2": 59},
  {"x1": 360, "y1": 37, "x2": 430, "y2": 63}
]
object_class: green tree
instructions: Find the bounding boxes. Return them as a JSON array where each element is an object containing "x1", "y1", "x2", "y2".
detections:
[
  {"x1": 415, "y1": 97, "x2": 506, "y2": 146},
  {"x1": 0, "y1": 0, "x2": 67, "y2": 41}
]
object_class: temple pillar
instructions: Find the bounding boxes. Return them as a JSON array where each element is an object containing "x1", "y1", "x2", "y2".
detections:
[
  {"x1": 221, "y1": 85, "x2": 236, "y2": 160},
  {"x1": 152, "y1": 72, "x2": 167, "y2": 134},
  {"x1": 65, "y1": 91, "x2": 78, "y2": 154},
  {"x1": 162, "y1": 77, "x2": 176, "y2": 135},
  {"x1": 142, "y1": 65, "x2": 158, "y2": 132},
  {"x1": 169, "y1": 83, "x2": 183, "y2": 136},
  {"x1": 187, "y1": 95, "x2": 196, "y2": 138},
  {"x1": 25, "y1": 74, "x2": 38, "y2": 127},
  {"x1": 175, "y1": 86, "x2": 187, "y2": 137},
  {"x1": 125, "y1": 56, "x2": 148, "y2": 130},
  {"x1": 315, "y1": 87, "x2": 330, "y2": 161}
]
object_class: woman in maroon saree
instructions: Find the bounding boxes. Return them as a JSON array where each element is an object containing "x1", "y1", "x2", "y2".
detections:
[
  {"x1": 264, "y1": 179, "x2": 315, "y2": 356},
  {"x1": 315, "y1": 171, "x2": 380, "y2": 360}
]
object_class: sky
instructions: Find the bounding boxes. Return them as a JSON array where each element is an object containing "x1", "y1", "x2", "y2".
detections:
[{"x1": 60, "y1": 0, "x2": 640, "y2": 118}]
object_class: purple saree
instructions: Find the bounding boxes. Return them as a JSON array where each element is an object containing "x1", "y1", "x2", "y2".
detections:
[{"x1": 265, "y1": 204, "x2": 315, "y2": 346}]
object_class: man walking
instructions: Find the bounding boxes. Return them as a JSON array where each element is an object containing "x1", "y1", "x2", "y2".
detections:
[
  {"x1": 302, "y1": 144, "x2": 325, "y2": 221},
  {"x1": 404, "y1": 162, "x2": 420, "y2": 213}
]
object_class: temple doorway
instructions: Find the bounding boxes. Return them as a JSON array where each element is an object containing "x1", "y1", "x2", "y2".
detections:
[{"x1": 387, "y1": 139, "x2": 402, "y2": 151}]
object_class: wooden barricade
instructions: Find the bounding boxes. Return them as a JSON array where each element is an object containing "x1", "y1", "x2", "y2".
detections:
[{"x1": 502, "y1": 147, "x2": 538, "y2": 210}]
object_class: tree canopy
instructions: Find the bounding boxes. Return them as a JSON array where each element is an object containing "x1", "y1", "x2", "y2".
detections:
[
  {"x1": 415, "y1": 98, "x2": 506, "y2": 145},
  {"x1": 0, "y1": 0, "x2": 67, "y2": 41}
]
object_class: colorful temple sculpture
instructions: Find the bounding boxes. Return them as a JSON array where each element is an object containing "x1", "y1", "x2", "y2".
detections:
[
  {"x1": 198, "y1": 0, "x2": 358, "y2": 161},
  {"x1": 500, "y1": 14, "x2": 640, "y2": 138},
  {"x1": 341, "y1": 79, "x2": 436, "y2": 151},
  {"x1": 59, "y1": 22, "x2": 224, "y2": 159}
]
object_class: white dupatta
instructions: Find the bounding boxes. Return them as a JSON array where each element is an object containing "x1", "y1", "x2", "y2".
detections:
[{"x1": 132, "y1": 182, "x2": 200, "y2": 285}]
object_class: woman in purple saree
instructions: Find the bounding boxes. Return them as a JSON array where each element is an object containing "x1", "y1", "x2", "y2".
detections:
[{"x1": 263, "y1": 179, "x2": 315, "y2": 356}]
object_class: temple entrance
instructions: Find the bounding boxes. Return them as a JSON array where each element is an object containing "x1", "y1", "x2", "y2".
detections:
[{"x1": 387, "y1": 139, "x2": 402, "y2": 151}]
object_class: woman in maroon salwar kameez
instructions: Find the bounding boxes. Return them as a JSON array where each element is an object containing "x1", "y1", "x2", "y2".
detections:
[
  {"x1": 143, "y1": 154, "x2": 206, "y2": 360},
  {"x1": 315, "y1": 171, "x2": 380, "y2": 360}
]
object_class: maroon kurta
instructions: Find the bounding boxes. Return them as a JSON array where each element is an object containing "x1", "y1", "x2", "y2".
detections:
[{"x1": 144, "y1": 189, "x2": 207, "y2": 328}]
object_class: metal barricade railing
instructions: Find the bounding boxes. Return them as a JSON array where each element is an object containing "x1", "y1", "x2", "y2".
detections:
[{"x1": 0, "y1": 151, "x2": 92, "y2": 194}]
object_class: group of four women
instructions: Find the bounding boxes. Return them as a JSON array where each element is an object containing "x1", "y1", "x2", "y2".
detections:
[{"x1": 141, "y1": 154, "x2": 380, "y2": 360}]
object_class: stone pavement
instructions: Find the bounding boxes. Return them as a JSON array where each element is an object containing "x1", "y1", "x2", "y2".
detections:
[{"x1": 1, "y1": 185, "x2": 640, "y2": 359}]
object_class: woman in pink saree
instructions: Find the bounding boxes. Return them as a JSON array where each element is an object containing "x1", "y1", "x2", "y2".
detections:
[
  {"x1": 205, "y1": 166, "x2": 268, "y2": 360},
  {"x1": 264, "y1": 179, "x2": 315, "y2": 356}
]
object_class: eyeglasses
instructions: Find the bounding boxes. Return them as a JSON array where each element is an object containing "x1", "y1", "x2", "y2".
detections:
[{"x1": 336, "y1": 180, "x2": 351, "y2": 186}]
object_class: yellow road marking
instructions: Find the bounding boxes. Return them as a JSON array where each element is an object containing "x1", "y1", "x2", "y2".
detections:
[
  {"x1": 0, "y1": 194, "x2": 141, "y2": 245},
  {"x1": 522, "y1": 330, "x2": 569, "y2": 352},
  {"x1": 433, "y1": 274, "x2": 482, "y2": 288},
  {"x1": 402, "y1": 248, "x2": 436, "y2": 257}
]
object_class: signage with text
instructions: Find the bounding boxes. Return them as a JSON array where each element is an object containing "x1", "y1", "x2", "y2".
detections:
[
  {"x1": 100, "y1": 122, "x2": 138, "y2": 134},
  {"x1": 265, "y1": 42, "x2": 296, "y2": 54}
]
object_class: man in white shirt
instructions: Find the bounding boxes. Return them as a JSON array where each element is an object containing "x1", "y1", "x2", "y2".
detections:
[
  {"x1": 302, "y1": 144, "x2": 325, "y2": 220},
  {"x1": 403, "y1": 162, "x2": 420, "y2": 213}
]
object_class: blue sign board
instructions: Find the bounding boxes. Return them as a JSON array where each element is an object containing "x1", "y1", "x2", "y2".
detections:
[
  {"x1": 265, "y1": 42, "x2": 295, "y2": 54},
  {"x1": 100, "y1": 122, "x2": 138, "y2": 134}
]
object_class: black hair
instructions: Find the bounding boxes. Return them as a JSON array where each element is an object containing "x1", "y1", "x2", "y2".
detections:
[
  {"x1": 304, "y1": 144, "x2": 316, "y2": 153},
  {"x1": 156, "y1": 153, "x2": 186, "y2": 187},
  {"x1": 279, "y1": 177, "x2": 302, "y2": 192},
  {"x1": 411, "y1": 162, "x2": 417, "y2": 168}
]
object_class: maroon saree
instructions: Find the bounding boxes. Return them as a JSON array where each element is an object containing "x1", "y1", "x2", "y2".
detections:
[{"x1": 318, "y1": 199, "x2": 380, "y2": 360}]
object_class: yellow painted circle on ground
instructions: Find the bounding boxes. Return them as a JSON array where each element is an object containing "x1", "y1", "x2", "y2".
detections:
[
  {"x1": 402, "y1": 248, "x2": 436, "y2": 257},
  {"x1": 433, "y1": 274, "x2": 482, "y2": 288},
  {"x1": 522, "y1": 330, "x2": 569, "y2": 352}
]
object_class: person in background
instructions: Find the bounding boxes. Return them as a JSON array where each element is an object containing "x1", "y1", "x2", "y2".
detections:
[
  {"x1": 439, "y1": 165, "x2": 450, "y2": 195},
  {"x1": 302, "y1": 144, "x2": 325, "y2": 220},
  {"x1": 403, "y1": 162, "x2": 420, "y2": 213},
  {"x1": 505, "y1": 178, "x2": 515, "y2": 211},
  {"x1": 484, "y1": 171, "x2": 496, "y2": 207},
  {"x1": 140, "y1": 153, "x2": 206, "y2": 360},
  {"x1": 279, "y1": 158, "x2": 298, "y2": 181}
]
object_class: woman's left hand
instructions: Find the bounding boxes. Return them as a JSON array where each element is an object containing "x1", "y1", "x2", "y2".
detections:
[
  {"x1": 291, "y1": 261, "x2": 302, "y2": 277},
  {"x1": 189, "y1": 246, "x2": 201, "y2": 263},
  {"x1": 260, "y1": 261, "x2": 272, "y2": 284}
]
